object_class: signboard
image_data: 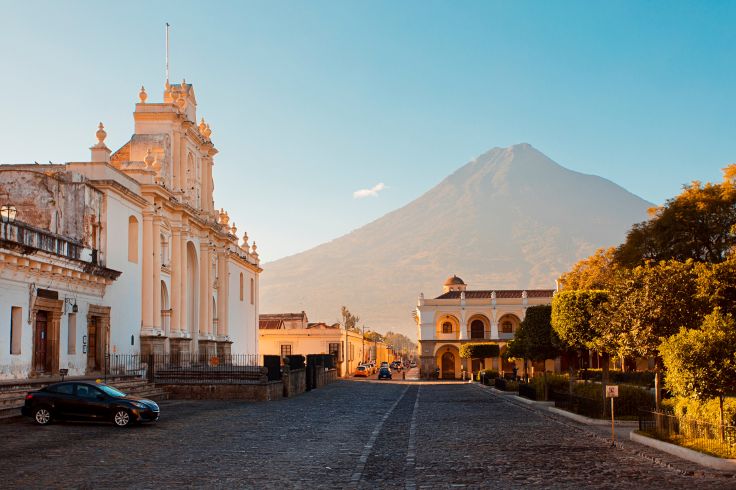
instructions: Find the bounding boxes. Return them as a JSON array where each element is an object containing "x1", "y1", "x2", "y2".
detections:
[{"x1": 605, "y1": 385, "x2": 619, "y2": 398}]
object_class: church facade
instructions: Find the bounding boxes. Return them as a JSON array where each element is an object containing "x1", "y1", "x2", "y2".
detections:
[
  {"x1": 416, "y1": 275, "x2": 555, "y2": 379},
  {"x1": 0, "y1": 81, "x2": 260, "y2": 380}
]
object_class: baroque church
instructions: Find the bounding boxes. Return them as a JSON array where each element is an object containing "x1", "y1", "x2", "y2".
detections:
[{"x1": 0, "y1": 81, "x2": 260, "y2": 380}]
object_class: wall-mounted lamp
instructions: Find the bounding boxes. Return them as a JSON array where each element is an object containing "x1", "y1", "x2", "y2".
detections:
[
  {"x1": 64, "y1": 297, "x2": 78, "y2": 314},
  {"x1": 0, "y1": 192, "x2": 17, "y2": 224}
]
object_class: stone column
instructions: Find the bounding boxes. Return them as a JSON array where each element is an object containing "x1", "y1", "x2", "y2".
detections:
[
  {"x1": 141, "y1": 211, "x2": 154, "y2": 331},
  {"x1": 199, "y1": 240, "x2": 210, "y2": 338},
  {"x1": 207, "y1": 252, "x2": 214, "y2": 337},
  {"x1": 216, "y1": 249, "x2": 227, "y2": 337},
  {"x1": 170, "y1": 226, "x2": 182, "y2": 336},
  {"x1": 171, "y1": 130, "x2": 180, "y2": 192},
  {"x1": 152, "y1": 214, "x2": 162, "y2": 331},
  {"x1": 180, "y1": 228, "x2": 189, "y2": 336}
]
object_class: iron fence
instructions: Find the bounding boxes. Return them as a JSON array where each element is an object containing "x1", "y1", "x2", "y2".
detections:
[
  {"x1": 638, "y1": 409, "x2": 736, "y2": 458},
  {"x1": 518, "y1": 383, "x2": 538, "y2": 401},
  {"x1": 104, "y1": 353, "x2": 272, "y2": 384},
  {"x1": 550, "y1": 390, "x2": 604, "y2": 419}
]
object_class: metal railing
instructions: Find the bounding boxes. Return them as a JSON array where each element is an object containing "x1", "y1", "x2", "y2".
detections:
[
  {"x1": 639, "y1": 409, "x2": 736, "y2": 458},
  {"x1": 104, "y1": 353, "x2": 273, "y2": 384},
  {"x1": 1, "y1": 220, "x2": 95, "y2": 263},
  {"x1": 550, "y1": 391, "x2": 604, "y2": 419}
]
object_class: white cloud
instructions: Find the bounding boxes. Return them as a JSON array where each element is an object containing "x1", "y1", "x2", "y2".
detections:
[{"x1": 353, "y1": 182, "x2": 386, "y2": 199}]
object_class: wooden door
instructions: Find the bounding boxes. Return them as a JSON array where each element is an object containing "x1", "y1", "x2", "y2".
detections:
[
  {"x1": 441, "y1": 352, "x2": 455, "y2": 379},
  {"x1": 34, "y1": 311, "x2": 48, "y2": 373},
  {"x1": 87, "y1": 317, "x2": 100, "y2": 372}
]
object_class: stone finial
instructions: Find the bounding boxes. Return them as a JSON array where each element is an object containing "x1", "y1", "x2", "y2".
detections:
[
  {"x1": 181, "y1": 78, "x2": 187, "y2": 93},
  {"x1": 199, "y1": 118, "x2": 207, "y2": 134},
  {"x1": 230, "y1": 222, "x2": 237, "y2": 235},
  {"x1": 203, "y1": 123, "x2": 212, "y2": 139},
  {"x1": 218, "y1": 208, "x2": 229, "y2": 226},
  {"x1": 251, "y1": 242, "x2": 258, "y2": 257},
  {"x1": 96, "y1": 122, "x2": 107, "y2": 144},
  {"x1": 139, "y1": 86, "x2": 147, "y2": 103},
  {"x1": 144, "y1": 148, "x2": 155, "y2": 168},
  {"x1": 241, "y1": 231, "x2": 249, "y2": 247}
]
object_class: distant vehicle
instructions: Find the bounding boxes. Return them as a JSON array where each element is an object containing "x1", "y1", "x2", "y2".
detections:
[
  {"x1": 391, "y1": 361, "x2": 402, "y2": 371},
  {"x1": 378, "y1": 367, "x2": 392, "y2": 380},
  {"x1": 380, "y1": 361, "x2": 389, "y2": 368},
  {"x1": 354, "y1": 365, "x2": 369, "y2": 377},
  {"x1": 22, "y1": 381, "x2": 160, "y2": 427},
  {"x1": 410, "y1": 361, "x2": 417, "y2": 368}
]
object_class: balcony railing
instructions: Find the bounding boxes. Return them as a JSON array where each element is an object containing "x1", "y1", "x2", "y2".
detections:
[{"x1": 0, "y1": 220, "x2": 97, "y2": 264}]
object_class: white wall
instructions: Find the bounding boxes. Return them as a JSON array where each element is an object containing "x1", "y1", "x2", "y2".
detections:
[
  {"x1": 101, "y1": 192, "x2": 143, "y2": 355},
  {"x1": 227, "y1": 260, "x2": 258, "y2": 356}
]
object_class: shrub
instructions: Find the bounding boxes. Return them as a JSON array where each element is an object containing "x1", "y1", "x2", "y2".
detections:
[
  {"x1": 460, "y1": 343, "x2": 500, "y2": 359},
  {"x1": 581, "y1": 369, "x2": 655, "y2": 387},
  {"x1": 529, "y1": 374, "x2": 569, "y2": 399},
  {"x1": 668, "y1": 396, "x2": 736, "y2": 426},
  {"x1": 572, "y1": 382, "x2": 654, "y2": 417},
  {"x1": 475, "y1": 369, "x2": 499, "y2": 381}
]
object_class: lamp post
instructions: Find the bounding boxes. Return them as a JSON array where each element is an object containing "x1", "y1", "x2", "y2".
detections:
[{"x1": 1, "y1": 195, "x2": 18, "y2": 230}]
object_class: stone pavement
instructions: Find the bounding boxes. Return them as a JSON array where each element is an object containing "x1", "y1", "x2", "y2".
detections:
[{"x1": 0, "y1": 380, "x2": 734, "y2": 489}]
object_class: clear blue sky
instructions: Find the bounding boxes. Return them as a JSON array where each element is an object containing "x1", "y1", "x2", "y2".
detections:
[{"x1": 1, "y1": 1, "x2": 734, "y2": 262}]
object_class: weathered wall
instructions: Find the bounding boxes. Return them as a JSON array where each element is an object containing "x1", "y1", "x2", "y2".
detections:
[
  {"x1": 0, "y1": 169, "x2": 103, "y2": 248},
  {"x1": 160, "y1": 382, "x2": 283, "y2": 401},
  {"x1": 283, "y1": 368, "x2": 306, "y2": 397}
]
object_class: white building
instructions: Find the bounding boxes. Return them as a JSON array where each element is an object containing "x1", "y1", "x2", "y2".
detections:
[
  {"x1": 0, "y1": 81, "x2": 261, "y2": 380},
  {"x1": 416, "y1": 275, "x2": 555, "y2": 379}
]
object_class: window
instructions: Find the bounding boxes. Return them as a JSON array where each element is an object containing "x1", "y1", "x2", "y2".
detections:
[
  {"x1": 442, "y1": 321, "x2": 453, "y2": 334},
  {"x1": 280, "y1": 344, "x2": 292, "y2": 358},
  {"x1": 67, "y1": 313, "x2": 76, "y2": 355},
  {"x1": 250, "y1": 278, "x2": 254, "y2": 305},
  {"x1": 239, "y1": 273, "x2": 244, "y2": 302},
  {"x1": 502, "y1": 321, "x2": 513, "y2": 334},
  {"x1": 75, "y1": 384, "x2": 102, "y2": 399},
  {"x1": 128, "y1": 216, "x2": 139, "y2": 263},
  {"x1": 10, "y1": 306, "x2": 22, "y2": 355},
  {"x1": 470, "y1": 319, "x2": 485, "y2": 339},
  {"x1": 329, "y1": 342, "x2": 341, "y2": 361},
  {"x1": 47, "y1": 383, "x2": 74, "y2": 395}
]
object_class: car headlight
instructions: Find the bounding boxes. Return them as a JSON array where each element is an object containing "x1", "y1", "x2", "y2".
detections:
[{"x1": 130, "y1": 401, "x2": 147, "y2": 409}]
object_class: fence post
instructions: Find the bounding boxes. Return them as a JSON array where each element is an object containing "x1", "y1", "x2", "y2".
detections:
[{"x1": 148, "y1": 353, "x2": 154, "y2": 383}]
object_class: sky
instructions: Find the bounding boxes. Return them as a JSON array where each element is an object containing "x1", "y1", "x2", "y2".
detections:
[{"x1": 1, "y1": 1, "x2": 734, "y2": 262}]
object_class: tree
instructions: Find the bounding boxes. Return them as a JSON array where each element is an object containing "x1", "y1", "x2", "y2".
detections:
[
  {"x1": 558, "y1": 247, "x2": 620, "y2": 291},
  {"x1": 507, "y1": 305, "x2": 560, "y2": 381},
  {"x1": 340, "y1": 306, "x2": 360, "y2": 332},
  {"x1": 615, "y1": 165, "x2": 736, "y2": 267},
  {"x1": 605, "y1": 260, "x2": 709, "y2": 408},
  {"x1": 696, "y1": 256, "x2": 736, "y2": 317},
  {"x1": 552, "y1": 289, "x2": 613, "y2": 402},
  {"x1": 459, "y1": 343, "x2": 500, "y2": 370},
  {"x1": 659, "y1": 309, "x2": 736, "y2": 434}
]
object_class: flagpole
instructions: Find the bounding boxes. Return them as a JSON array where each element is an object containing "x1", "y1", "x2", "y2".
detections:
[{"x1": 165, "y1": 23, "x2": 170, "y2": 84}]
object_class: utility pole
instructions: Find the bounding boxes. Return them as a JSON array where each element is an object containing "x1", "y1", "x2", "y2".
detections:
[{"x1": 362, "y1": 325, "x2": 365, "y2": 363}]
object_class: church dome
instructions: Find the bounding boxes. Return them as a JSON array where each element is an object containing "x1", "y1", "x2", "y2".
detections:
[{"x1": 444, "y1": 275, "x2": 465, "y2": 286}]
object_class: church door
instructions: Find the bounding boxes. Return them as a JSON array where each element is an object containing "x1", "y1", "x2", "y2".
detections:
[
  {"x1": 34, "y1": 311, "x2": 49, "y2": 374},
  {"x1": 441, "y1": 352, "x2": 455, "y2": 379},
  {"x1": 87, "y1": 317, "x2": 101, "y2": 372}
]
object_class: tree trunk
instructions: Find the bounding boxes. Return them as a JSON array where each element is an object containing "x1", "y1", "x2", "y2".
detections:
[
  {"x1": 601, "y1": 351, "x2": 610, "y2": 417},
  {"x1": 720, "y1": 396, "x2": 725, "y2": 441},
  {"x1": 654, "y1": 356, "x2": 663, "y2": 410}
]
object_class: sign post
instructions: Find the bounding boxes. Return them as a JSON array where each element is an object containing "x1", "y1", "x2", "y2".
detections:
[{"x1": 605, "y1": 385, "x2": 619, "y2": 446}]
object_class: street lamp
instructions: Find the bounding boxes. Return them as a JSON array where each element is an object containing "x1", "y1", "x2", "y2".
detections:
[{"x1": 0, "y1": 201, "x2": 17, "y2": 224}]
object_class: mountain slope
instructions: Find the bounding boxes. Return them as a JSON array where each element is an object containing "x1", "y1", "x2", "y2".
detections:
[{"x1": 260, "y1": 143, "x2": 652, "y2": 337}]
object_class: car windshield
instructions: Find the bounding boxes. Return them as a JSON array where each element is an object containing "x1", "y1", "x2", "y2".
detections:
[{"x1": 97, "y1": 384, "x2": 127, "y2": 398}]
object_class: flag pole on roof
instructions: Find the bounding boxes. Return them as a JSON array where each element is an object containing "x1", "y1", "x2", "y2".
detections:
[{"x1": 165, "y1": 22, "x2": 170, "y2": 84}]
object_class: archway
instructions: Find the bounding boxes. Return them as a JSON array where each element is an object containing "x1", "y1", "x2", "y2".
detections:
[
  {"x1": 441, "y1": 351, "x2": 456, "y2": 379},
  {"x1": 186, "y1": 242, "x2": 199, "y2": 338},
  {"x1": 161, "y1": 281, "x2": 170, "y2": 335},
  {"x1": 470, "y1": 319, "x2": 485, "y2": 339}
]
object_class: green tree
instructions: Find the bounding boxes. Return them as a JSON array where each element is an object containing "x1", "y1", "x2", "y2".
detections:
[
  {"x1": 696, "y1": 256, "x2": 736, "y2": 317},
  {"x1": 340, "y1": 306, "x2": 360, "y2": 332},
  {"x1": 558, "y1": 247, "x2": 620, "y2": 291},
  {"x1": 606, "y1": 260, "x2": 708, "y2": 408},
  {"x1": 459, "y1": 343, "x2": 500, "y2": 370},
  {"x1": 615, "y1": 165, "x2": 736, "y2": 267},
  {"x1": 659, "y1": 309, "x2": 736, "y2": 434},
  {"x1": 507, "y1": 305, "x2": 559, "y2": 382},
  {"x1": 551, "y1": 289, "x2": 613, "y2": 402}
]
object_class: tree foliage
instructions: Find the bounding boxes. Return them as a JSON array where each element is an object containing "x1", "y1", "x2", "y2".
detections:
[
  {"x1": 696, "y1": 256, "x2": 736, "y2": 317},
  {"x1": 340, "y1": 306, "x2": 360, "y2": 332},
  {"x1": 606, "y1": 260, "x2": 707, "y2": 359},
  {"x1": 615, "y1": 165, "x2": 736, "y2": 267},
  {"x1": 506, "y1": 305, "x2": 559, "y2": 361},
  {"x1": 459, "y1": 343, "x2": 500, "y2": 360},
  {"x1": 551, "y1": 290, "x2": 610, "y2": 352},
  {"x1": 659, "y1": 309, "x2": 736, "y2": 427},
  {"x1": 558, "y1": 247, "x2": 620, "y2": 291}
]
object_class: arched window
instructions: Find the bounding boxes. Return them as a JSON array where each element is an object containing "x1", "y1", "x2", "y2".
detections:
[
  {"x1": 470, "y1": 319, "x2": 485, "y2": 339},
  {"x1": 442, "y1": 322, "x2": 453, "y2": 334},
  {"x1": 502, "y1": 321, "x2": 513, "y2": 334},
  {"x1": 250, "y1": 278, "x2": 255, "y2": 304},
  {"x1": 128, "y1": 216, "x2": 139, "y2": 263},
  {"x1": 160, "y1": 233, "x2": 169, "y2": 266},
  {"x1": 239, "y1": 273, "x2": 244, "y2": 302}
]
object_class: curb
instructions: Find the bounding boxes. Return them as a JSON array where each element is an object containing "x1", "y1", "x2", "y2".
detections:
[
  {"x1": 630, "y1": 431, "x2": 736, "y2": 472},
  {"x1": 547, "y1": 406, "x2": 638, "y2": 427}
]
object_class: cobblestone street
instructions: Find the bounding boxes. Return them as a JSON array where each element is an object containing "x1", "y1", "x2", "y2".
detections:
[{"x1": 1, "y1": 380, "x2": 734, "y2": 489}]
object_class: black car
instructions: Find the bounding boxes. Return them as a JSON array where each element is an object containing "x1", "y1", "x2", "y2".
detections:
[
  {"x1": 377, "y1": 367, "x2": 392, "y2": 380},
  {"x1": 21, "y1": 381, "x2": 160, "y2": 427}
]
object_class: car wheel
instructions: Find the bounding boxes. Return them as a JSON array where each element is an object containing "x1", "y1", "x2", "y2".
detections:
[
  {"x1": 33, "y1": 407, "x2": 52, "y2": 425},
  {"x1": 113, "y1": 409, "x2": 132, "y2": 427}
]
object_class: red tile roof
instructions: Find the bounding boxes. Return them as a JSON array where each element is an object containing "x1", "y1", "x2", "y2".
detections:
[
  {"x1": 259, "y1": 319, "x2": 285, "y2": 329},
  {"x1": 434, "y1": 290, "x2": 555, "y2": 300}
]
